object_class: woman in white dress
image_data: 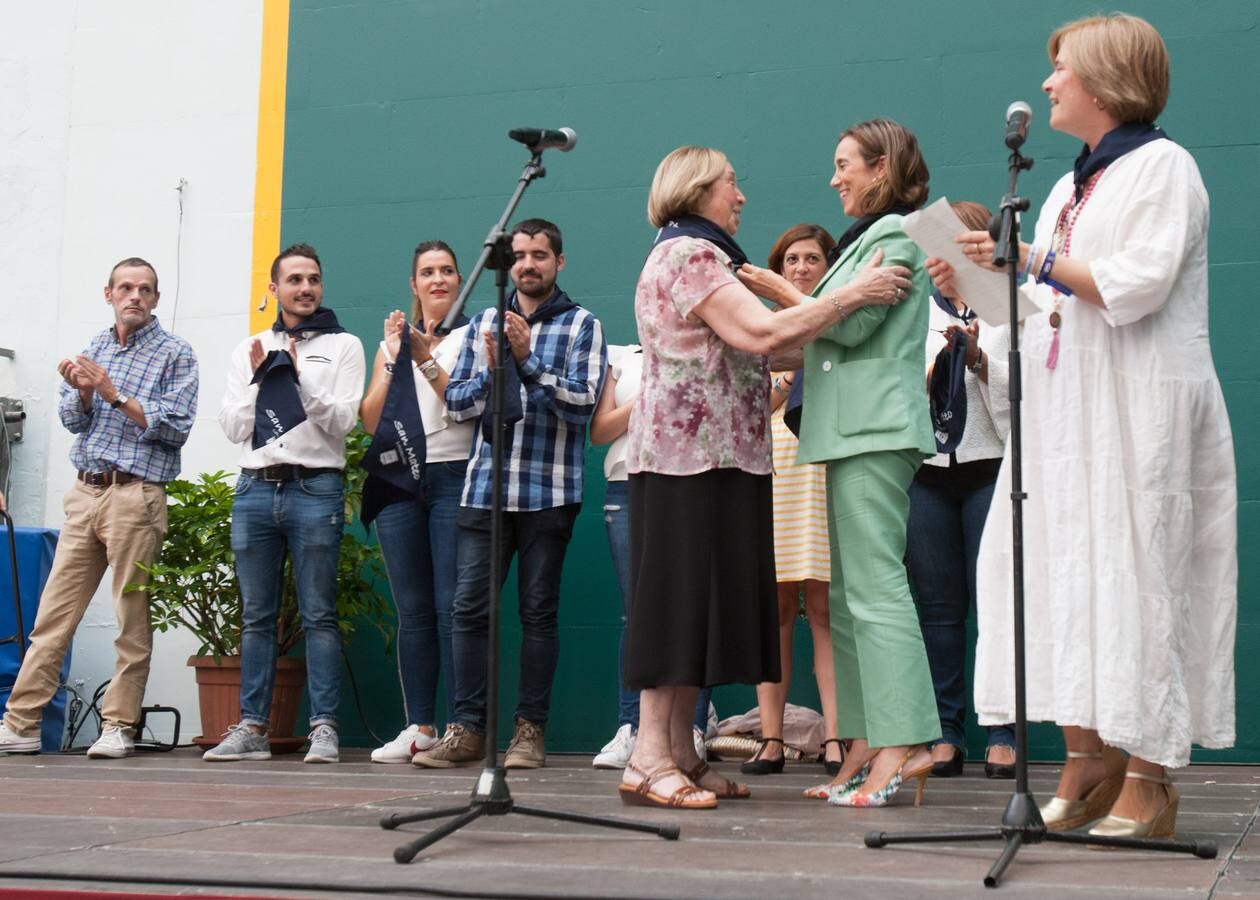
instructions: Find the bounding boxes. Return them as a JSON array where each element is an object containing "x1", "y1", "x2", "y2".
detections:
[{"x1": 930, "y1": 13, "x2": 1236, "y2": 840}]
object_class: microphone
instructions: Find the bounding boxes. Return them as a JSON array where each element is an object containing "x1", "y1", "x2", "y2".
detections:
[
  {"x1": 1004, "y1": 101, "x2": 1032, "y2": 150},
  {"x1": 507, "y1": 127, "x2": 578, "y2": 152}
]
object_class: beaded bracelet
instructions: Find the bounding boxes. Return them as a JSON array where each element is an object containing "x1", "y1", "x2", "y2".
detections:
[{"x1": 827, "y1": 292, "x2": 848, "y2": 321}]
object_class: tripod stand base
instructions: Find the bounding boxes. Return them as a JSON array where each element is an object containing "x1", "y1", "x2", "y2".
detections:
[
  {"x1": 381, "y1": 767, "x2": 680, "y2": 863},
  {"x1": 865, "y1": 789, "x2": 1217, "y2": 888}
]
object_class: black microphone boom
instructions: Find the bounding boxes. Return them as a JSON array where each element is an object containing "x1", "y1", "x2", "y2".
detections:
[
  {"x1": 508, "y1": 127, "x2": 577, "y2": 152},
  {"x1": 1004, "y1": 100, "x2": 1032, "y2": 150}
]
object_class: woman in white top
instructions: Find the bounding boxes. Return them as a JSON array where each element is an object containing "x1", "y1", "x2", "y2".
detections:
[
  {"x1": 907, "y1": 202, "x2": 1016, "y2": 780},
  {"x1": 589, "y1": 344, "x2": 713, "y2": 770},
  {"x1": 359, "y1": 240, "x2": 475, "y2": 763},
  {"x1": 933, "y1": 14, "x2": 1237, "y2": 839}
]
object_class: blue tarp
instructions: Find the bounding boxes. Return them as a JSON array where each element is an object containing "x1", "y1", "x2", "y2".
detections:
[{"x1": 0, "y1": 524, "x2": 68, "y2": 751}]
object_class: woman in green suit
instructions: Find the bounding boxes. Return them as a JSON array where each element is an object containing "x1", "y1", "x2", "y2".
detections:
[{"x1": 743, "y1": 119, "x2": 940, "y2": 807}]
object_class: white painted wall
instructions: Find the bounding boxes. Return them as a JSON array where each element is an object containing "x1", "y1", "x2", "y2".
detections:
[{"x1": 2, "y1": 1, "x2": 264, "y2": 745}]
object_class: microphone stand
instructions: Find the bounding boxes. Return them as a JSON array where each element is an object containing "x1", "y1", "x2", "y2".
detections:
[
  {"x1": 863, "y1": 140, "x2": 1216, "y2": 887},
  {"x1": 381, "y1": 145, "x2": 678, "y2": 863}
]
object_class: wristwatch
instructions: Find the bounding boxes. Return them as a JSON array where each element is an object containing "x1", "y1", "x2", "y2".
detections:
[
  {"x1": 110, "y1": 394, "x2": 129, "y2": 409},
  {"x1": 418, "y1": 358, "x2": 440, "y2": 382}
]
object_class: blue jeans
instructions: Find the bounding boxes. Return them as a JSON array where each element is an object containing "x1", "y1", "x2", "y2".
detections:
[
  {"x1": 374, "y1": 460, "x2": 466, "y2": 727},
  {"x1": 604, "y1": 480, "x2": 712, "y2": 731},
  {"x1": 905, "y1": 475, "x2": 1014, "y2": 750},
  {"x1": 231, "y1": 471, "x2": 344, "y2": 729},
  {"x1": 451, "y1": 503, "x2": 579, "y2": 733}
]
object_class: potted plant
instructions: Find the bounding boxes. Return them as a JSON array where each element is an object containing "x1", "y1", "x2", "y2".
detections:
[{"x1": 138, "y1": 428, "x2": 392, "y2": 751}]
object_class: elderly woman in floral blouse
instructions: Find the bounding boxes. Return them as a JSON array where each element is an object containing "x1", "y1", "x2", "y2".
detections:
[{"x1": 617, "y1": 145, "x2": 912, "y2": 809}]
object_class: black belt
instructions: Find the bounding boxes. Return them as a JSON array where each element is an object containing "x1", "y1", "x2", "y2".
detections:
[
  {"x1": 78, "y1": 470, "x2": 144, "y2": 487},
  {"x1": 241, "y1": 465, "x2": 342, "y2": 483}
]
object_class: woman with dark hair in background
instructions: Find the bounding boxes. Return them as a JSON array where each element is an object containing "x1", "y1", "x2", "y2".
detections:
[
  {"x1": 742, "y1": 118, "x2": 941, "y2": 809},
  {"x1": 360, "y1": 241, "x2": 473, "y2": 763},
  {"x1": 936, "y1": 14, "x2": 1237, "y2": 839},
  {"x1": 741, "y1": 223, "x2": 845, "y2": 778},
  {"x1": 619, "y1": 145, "x2": 911, "y2": 809},
  {"x1": 907, "y1": 201, "x2": 1015, "y2": 780}
]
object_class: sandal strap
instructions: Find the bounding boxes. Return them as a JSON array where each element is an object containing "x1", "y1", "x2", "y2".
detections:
[
  {"x1": 1124, "y1": 770, "x2": 1171, "y2": 785},
  {"x1": 637, "y1": 764, "x2": 688, "y2": 795},
  {"x1": 685, "y1": 760, "x2": 739, "y2": 794}
]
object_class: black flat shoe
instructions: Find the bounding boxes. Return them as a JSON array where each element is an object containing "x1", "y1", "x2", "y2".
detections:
[
  {"x1": 930, "y1": 744, "x2": 965, "y2": 777},
  {"x1": 820, "y1": 738, "x2": 846, "y2": 776},
  {"x1": 985, "y1": 746, "x2": 1016, "y2": 779},
  {"x1": 740, "y1": 737, "x2": 785, "y2": 775}
]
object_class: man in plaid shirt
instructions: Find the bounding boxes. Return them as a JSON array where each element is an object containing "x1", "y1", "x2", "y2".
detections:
[
  {"x1": 0, "y1": 257, "x2": 198, "y2": 760},
  {"x1": 414, "y1": 219, "x2": 606, "y2": 770}
]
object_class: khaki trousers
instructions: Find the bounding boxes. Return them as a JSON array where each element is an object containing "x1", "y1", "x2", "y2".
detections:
[{"x1": 3, "y1": 479, "x2": 168, "y2": 735}]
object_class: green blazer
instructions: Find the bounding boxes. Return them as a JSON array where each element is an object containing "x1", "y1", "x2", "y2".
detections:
[{"x1": 796, "y1": 214, "x2": 936, "y2": 464}]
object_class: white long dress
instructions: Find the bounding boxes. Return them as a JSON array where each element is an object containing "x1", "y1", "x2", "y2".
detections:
[{"x1": 972, "y1": 138, "x2": 1237, "y2": 768}]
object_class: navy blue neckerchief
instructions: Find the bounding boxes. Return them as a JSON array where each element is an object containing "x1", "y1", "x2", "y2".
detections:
[
  {"x1": 651, "y1": 214, "x2": 748, "y2": 268},
  {"x1": 1073, "y1": 122, "x2": 1167, "y2": 202},
  {"x1": 933, "y1": 290, "x2": 975, "y2": 325},
  {"x1": 826, "y1": 202, "x2": 917, "y2": 266},
  {"x1": 929, "y1": 330, "x2": 970, "y2": 454},
  {"x1": 271, "y1": 305, "x2": 346, "y2": 337},
  {"x1": 784, "y1": 204, "x2": 916, "y2": 437},
  {"x1": 361, "y1": 322, "x2": 426, "y2": 528},
  {"x1": 481, "y1": 288, "x2": 579, "y2": 447},
  {"x1": 250, "y1": 349, "x2": 306, "y2": 449}
]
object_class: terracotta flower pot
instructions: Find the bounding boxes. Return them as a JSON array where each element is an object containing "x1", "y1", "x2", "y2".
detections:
[{"x1": 189, "y1": 655, "x2": 307, "y2": 754}]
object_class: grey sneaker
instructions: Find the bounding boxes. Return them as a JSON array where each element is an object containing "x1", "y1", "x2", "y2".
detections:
[
  {"x1": 202, "y1": 723, "x2": 271, "y2": 761},
  {"x1": 87, "y1": 725, "x2": 135, "y2": 759},
  {"x1": 503, "y1": 717, "x2": 545, "y2": 769},
  {"x1": 0, "y1": 721, "x2": 40, "y2": 755},
  {"x1": 304, "y1": 724, "x2": 339, "y2": 763},
  {"x1": 411, "y1": 723, "x2": 485, "y2": 768}
]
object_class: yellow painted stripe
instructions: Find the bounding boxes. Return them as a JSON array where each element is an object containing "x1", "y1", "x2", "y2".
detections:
[{"x1": 248, "y1": 0, "x2": 290, "y2": 335}]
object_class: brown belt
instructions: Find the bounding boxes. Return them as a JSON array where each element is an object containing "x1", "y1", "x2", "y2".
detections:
[{"x1": 77, "y1": 470, "x2": 142, "y2": 487}]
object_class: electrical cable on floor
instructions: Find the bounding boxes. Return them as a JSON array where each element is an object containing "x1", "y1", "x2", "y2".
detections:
[
  {"x1": 342, "y1": 646, "x2": 388, "y2": 747},
  {"x1": 0, "y1": 871, "x2": 656, "y2": 899}
]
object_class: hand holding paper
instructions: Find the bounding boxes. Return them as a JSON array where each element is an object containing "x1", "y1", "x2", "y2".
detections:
[{"x1": 903, "y1": 198, "x2": 1039, "y2": 325}]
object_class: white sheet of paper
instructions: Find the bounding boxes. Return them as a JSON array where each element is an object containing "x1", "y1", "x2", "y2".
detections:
[{"x1": 903, "y1": 197, "x2": 1040, "y2": 325}]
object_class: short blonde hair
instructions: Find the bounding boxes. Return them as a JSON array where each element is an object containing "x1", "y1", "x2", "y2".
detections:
[
  {"x1": 1048, "y1": 14, "x2": 1169, "y2": 124},
  {"x1": 840, "y1": 119, "x2": 930, "y2": 215},
  {"x1": 647, "y1": 146, "x2": 729, "y2": 228}
]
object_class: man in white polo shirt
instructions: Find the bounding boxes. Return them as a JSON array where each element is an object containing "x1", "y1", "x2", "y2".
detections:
[{"x1": 205, "y1": 243, "x2": 364, "y2": 764}]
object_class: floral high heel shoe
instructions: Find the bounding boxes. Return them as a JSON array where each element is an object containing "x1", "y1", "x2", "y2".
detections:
[
  {"x1": 830, "y1": 748, "x2": 933, "y2": 808},
  {"x1": 804, "y1": 762, "x2": 870, "y2": 800},
  {"x1": 1087, "y1": 771, "x2": 1179, "y2": 842},
  {"x1": 1039, "y1": 747, "x2": 1126, "y2": 831}
]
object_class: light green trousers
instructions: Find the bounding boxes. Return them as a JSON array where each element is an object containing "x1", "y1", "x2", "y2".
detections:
[{"x1": 826, "y1": 449, "x2": 941, "y2": 748}]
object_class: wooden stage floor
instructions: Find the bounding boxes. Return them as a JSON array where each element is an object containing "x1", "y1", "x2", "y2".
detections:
[{"x1": 0, "y1": 749, "x2": 1257, "y2": 898}]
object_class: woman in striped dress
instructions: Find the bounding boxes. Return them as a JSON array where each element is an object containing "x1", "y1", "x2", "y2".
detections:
[{"x1": 742, "y1": 224, "x2": 844, "y2": 777}]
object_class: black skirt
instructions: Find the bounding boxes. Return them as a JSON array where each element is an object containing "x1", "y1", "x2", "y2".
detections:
[{"x1": 624, "y1": 469, "x2": 780, "y2": 689}]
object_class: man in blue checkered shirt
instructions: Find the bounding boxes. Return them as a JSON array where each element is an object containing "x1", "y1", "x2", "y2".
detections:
[
  {"x1": 414, "y1": 219, "x2": 606, "y2": 770},
  {"x1": 0, "y1": 257, "x2": 198, "y2": 761}
]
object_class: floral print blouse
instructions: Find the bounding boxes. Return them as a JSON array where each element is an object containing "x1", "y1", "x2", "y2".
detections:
[{"x1": 627, "y1": 236, "x2": 771, "y2": 476}]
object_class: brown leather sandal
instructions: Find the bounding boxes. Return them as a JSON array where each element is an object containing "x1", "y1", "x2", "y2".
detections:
[
  {"x1": 617, "y1": 762, "x2": 718, "y2": 809},
  {"x1": 684, "y1": 760, "x2": 751, "y2": 799}
]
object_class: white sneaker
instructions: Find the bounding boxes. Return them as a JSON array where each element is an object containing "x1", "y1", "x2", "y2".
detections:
[
  {"x1": 371, "y1": 724, "x2": 437, "y2": 763},
  {"x1": 693, "y1": 726, "x2": 708, "y2": 762},
  {"x1": 87, "y1": 725, "x2": 135, "y2": 759},
  {"x1": 0, "y1": 721, "x2": 40, "y2": 755},
  {"x1": 592, "y1": 724, "x2": 635, "y2": 769}
]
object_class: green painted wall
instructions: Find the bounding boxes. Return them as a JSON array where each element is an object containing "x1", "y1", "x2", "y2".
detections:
[{"x1": 281, "y1": 1, "x2": 1259, "y2": 760}]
